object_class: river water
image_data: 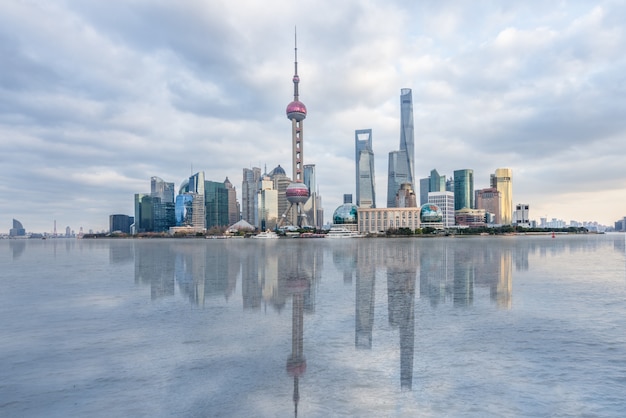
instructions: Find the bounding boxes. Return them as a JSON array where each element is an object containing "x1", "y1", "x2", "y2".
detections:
[{"x1": 2, "y1": 234, "x2": 625, "y2": 417}]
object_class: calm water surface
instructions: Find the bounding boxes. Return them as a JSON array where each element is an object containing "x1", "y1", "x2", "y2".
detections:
[{"x1": 2, "y1": 235, "x2": 626, "y2": 417}]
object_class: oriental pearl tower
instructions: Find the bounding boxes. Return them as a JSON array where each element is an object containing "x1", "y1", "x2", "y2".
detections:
[{"x1": 281, "y1": 30, "x2": 310, "y2": 228}]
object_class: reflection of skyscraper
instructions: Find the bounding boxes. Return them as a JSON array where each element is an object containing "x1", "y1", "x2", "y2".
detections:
[
  {"x1": 387, "y1": 89, "x2": 415, "y2": 207},
  {"x1": 355, "y1": 129, "x2": 376, "y2": 208},
  {"x1": 453, "y1": 243, "x2": 474, "y2": 307},
  {"x1": 355, "y1": 241, "x2": 376, "y2": 349},
  {"x1": 453, "y1": 169, "x2": 474, "y2": 211},
  {"x1": 490, "y1": 248, "x2": 512, "y2": 309},
  {"x1": 387, "y1": 245, "x2": 417, "y2": 390},
  {"x1": 491, "y1": 168, "x2": 513, "y2": 225}
]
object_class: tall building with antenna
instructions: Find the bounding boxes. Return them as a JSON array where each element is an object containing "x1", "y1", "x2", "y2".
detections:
[
  {"x1": 387, "y1": 88, "x2": 415, "y2": 207},
  {"x1": 281, "y1": 30, "x2": 310, "y2": 227}
]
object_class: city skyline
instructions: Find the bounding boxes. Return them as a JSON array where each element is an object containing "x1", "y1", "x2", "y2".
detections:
[{"x1": 1, "y1": 1, "x2": 625, "y2": 232}]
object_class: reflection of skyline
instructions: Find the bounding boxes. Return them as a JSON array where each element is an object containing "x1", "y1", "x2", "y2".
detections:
[
  {"x1": 419, "y1": 239, "x2": 515, "y2": 309},
  {"x1": 386, "y1": 244, "x2": 417, "y2": 390}
]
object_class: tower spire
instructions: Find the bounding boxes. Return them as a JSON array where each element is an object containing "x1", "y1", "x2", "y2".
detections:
[{"x1": 293, "y1": 27, "x2": 299, "y2": 101}]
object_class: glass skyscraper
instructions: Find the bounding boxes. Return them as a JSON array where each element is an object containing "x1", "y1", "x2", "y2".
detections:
[
  {"x1": 453, "y1": 169, "x2": 474, "y2": 211},
  {"x1": 387, "y1": 150, "x2": 410, "y2": 207},
  {"x1": 151, "y1": 176, "x2": 174, "y2": 203},
  {"x1": 355, "y1": 129, "x2": 376, "y2": 208},
  {"x1": 491, "y1": 168, "x2": 513, "y2": 225},
  {"x1": 242, "y1": 167, "x2": 261, "y2": 225},
  {"x1": 387, "y1": 88, "x2": 415, "y2": 207},
  {"x1": 399, "y1": 88, "x2": 415, "y2": 186}
]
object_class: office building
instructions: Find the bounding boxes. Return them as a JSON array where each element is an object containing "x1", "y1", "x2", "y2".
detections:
[
  {"x1": 9, "y1": 219, "x2": 26, "y2": 237},
  {"x1": 491, "y1": 168, "x2": 513, "y2": 225},
  {"x1": 428, "y1": 191, "x2": 455, "y2": 228},
  {"x1": 453, "y1": 169, "x2": 474, "y2": 211},
  {"x1": 204, "y1": 180, "x2": 230, "y2": 229},
  {"x1": 242, "y1": 167, "x2": 261, "y2": 225},
  {"x1": 258, "y1": 174, "x2": 278, "y2": 230},
  {"x1": 151, "y1": 176, "x2": 174, "y2": 203},
  {"x1": 513, "y1": 203, "x2": 530, "y2": 227},
  {"x1": 475, "y1": 188, "x2": 501, "y2": 224},
  {"x1": 419, "y1": 177, "x2": 430, "y2": 206},
  {"x1": 387, "y1": 150, "x2": 410, "y2": 207},
  {"x1": 455, "y1": 208, "x2": 486, "y2": 227},
  {"x1": 395, "y1": 183, "x2": 418, "y2": 208},
  {"x1": 223, "y1": 177, "x2": 240, "y2": 225},
  {"x1": 355, "y1": 129, "x2": 376, "y2": 208},
  {"x1": 304, "y1": 164, "x2": 321, "y2": 227}
]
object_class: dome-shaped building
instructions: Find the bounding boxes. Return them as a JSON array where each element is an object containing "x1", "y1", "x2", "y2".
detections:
[
  {"x1": 332, "y1": 203, "x2": 359, "y2": 231},
  {"x1": 420, "y1": 203, "x2": 444, "y2": 229}
]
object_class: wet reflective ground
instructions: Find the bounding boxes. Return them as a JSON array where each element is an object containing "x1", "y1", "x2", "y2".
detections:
[{"x1": 2, "y1": 235, "x2": 626, "y2": 417}]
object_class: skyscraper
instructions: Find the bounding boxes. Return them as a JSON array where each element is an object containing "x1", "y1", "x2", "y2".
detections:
[
  {"x1": 223, "y1": 177, "x2": 239, "y2": 225},
  {"x1": 282, "y1": 30, "x2": 310, "y2": 227},
  {"x1": 399, "y1": 88, "x2": 415, "y2": 186},
  {"x1": 491, "y1": 168, "x2": 513, "y2": 225},
  {"x1": 355, "y1": 129, "x2": 376, "y2": 208},
  {"x1": 303, "y1": 164, "x2": 320, "y2": 227},
  {"x1": 151, "y1": 176, "x2": 174, "y2": 203},
  {"x1": 387, "y1": 88, "x2": 415, "y2": 207},
  {"x1": 242, "y1": 167, "x2": 261, "y2": 225},
  {"x1": 475, "y1": 188, "x2": 501, "y2": 224},
  {"x1": 387, "y1": 150, "x2": 410, "y2": 207},
  {"x1": 453, "y1": 169, "x2": 474, "y2": 211}
]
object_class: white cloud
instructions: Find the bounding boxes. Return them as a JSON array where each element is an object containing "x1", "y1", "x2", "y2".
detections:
[{"x1": 1, "y1": 0, "x2": 625, "y2": 232}]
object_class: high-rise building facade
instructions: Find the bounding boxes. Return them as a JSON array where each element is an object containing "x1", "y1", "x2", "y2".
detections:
[
  {"x1": 428, "y1": 191, "x2": 455, "y2": 228},
  {"x1": 242, "y1": 167, "x2": 261, "y2": 225},
  {"x1": 453, "y1": 169, "x2": 474, "y2": 211},
  {"x1": 205, "y1": 180, "x2": 229, "y2": 229},
  {"x1": 395, "y1": 182, "x2": 417, "y2": 208},
  {"x1": 399, "y1": 88, "x2": 415, "y2": 187},
  {"x1": 303, "y1": 164, "x2": 320, "y2": 227},
  {"x1": 355, "y1": 129, "x2": 376, "y2": 208},
  {"x1": 429, "y1": 169, "x2": 445, "y2": 194},
  {"x1": 258, "y1": 175, "x2": 278, "y2": 230},
  {"x1": 387, "y1": 88, "x2": 415, "y2": 207},
  {"x1": 491, "y1": 168, "x2": 513, "y2": 225},
  {"x1": 223, "y1": 177, "x2": 239, "y2": 225},
  {"x1": 151, "y1": 176, "x2": 174, "y2": 203},
  {"x1": 476, "y1": 187, "x2": 501, "y2": 224},
  {"x1": 9, "y1": 218, "x2": 26, "y2": 236},
  {"x1": 419, "y1": 177, "x2": 430, "y2": 206},
  {"x1": 387, "y1": 150, "x2": 410, "y2": 207}
]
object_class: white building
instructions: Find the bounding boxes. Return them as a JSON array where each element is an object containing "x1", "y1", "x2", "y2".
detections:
[{"x1": 428, "y1": 191, "x2": 455, "y2": 228}]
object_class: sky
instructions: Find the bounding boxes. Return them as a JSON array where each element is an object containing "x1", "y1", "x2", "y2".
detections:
[{"x1": 1, "y1": 0, "x2": 625, "y2": 233}]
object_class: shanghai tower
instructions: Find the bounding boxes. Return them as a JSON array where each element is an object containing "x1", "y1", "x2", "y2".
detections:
[{"x1": 387, "y1": 88, "x2": 415, "y2": 207}]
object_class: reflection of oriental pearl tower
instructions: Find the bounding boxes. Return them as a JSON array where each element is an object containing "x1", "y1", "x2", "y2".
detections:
[{"x1": 282, "y1": 30, "x2": 310, "y2": 228}]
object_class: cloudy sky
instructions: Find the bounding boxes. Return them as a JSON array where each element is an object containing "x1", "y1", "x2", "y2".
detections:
[{"x1": 1, "y1": 0, "x2": 625, "y2": 233}]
